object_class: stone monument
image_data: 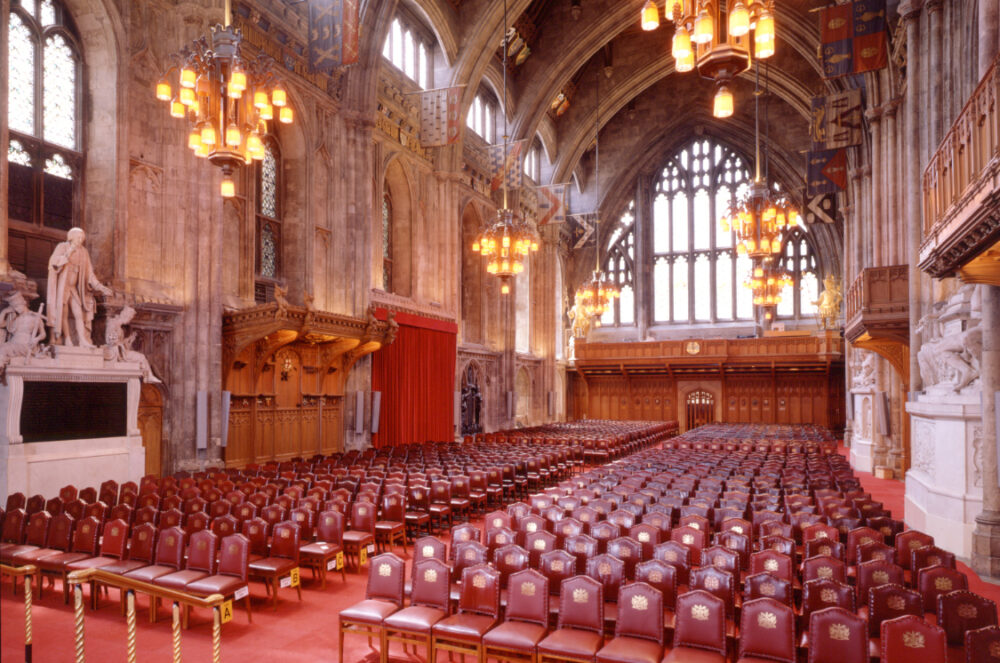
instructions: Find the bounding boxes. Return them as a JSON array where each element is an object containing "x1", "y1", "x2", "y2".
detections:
[{"x1": 849, "y1": 349, "x2": 877, "y2": 472}]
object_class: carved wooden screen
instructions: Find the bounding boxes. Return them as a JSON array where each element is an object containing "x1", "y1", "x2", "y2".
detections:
[{"x1": 686, "y1": 389, "x2": 715, "y2": 430}]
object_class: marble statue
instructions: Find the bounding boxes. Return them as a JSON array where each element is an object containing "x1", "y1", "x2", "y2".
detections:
[
  {"x1": 568, "y1": 293, "x2": 591, "y2": 339},
  {"x1": 104, "y1": 305, "x2": 161, "y2": 383},
  {"x1": 853, "y1": 349, "x2": 876, "y2": 388},
  {"x1": 916, "y1": 285, "x2": 982, "y2": 392},
  {"x1": 813, "y1": 274, "x2": 843, "y2": 330},
  {"x1": 46, "y1": 227, "x2": 113, "y2": 347},
  {"x1": 0, "y1": 292, "x2": 48, "y2": 383}
]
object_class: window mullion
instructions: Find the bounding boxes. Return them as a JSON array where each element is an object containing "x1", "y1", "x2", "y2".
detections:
[{"x1": 686, "y1": 186, "x2": 694, "y2": 323}]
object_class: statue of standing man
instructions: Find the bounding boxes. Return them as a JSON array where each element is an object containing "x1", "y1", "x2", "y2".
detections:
[{"x1": 46, "y1": 227, "x2": 112, "y2": 347}]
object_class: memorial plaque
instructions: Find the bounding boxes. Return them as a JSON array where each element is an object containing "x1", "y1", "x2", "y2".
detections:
[{"x1": 20, "y1": 381, "x2": 128, "y2": 442}]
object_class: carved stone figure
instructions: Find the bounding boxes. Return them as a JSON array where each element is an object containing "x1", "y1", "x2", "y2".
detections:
[
  {"x1": 384, "y1": 311, "x2": 399, "y2": 345},
  {"x1": 104, "y1": 305, "x2": 161, "y2": 383},
  {"x1": 916, "y1": 285, "x2": 982, "y2": 392},
  {"x1": 813, "y1": 274, "x2": 843, "y2": 330},
  {"x1": 853, "y1": 349, "x2": 875, "y2": 388},
  {"x1": 568, "y1": 293, "x2": 591, "y2": 339},
  {"x1": 0, "y1": 292, "x2": 48, "y2": 383},
  {"x1": 273, "y1": 284, "x2": 290, "y2": 318},
  {"x1": 46, "y1": 227, "x2": 113, "y2": 347}
]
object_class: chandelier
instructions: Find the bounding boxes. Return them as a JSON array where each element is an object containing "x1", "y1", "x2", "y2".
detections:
[
  {"x1": 720, "y1": 183, "x2": 799, "y2": 258},
  {"x1": 641, "y1": 1, "x2": 776, "y2": 118},
  {"x1": 745, "y1": 259, "x2": 792, "y2": 308},
  {"x1": 573, "y1": 68, "x2": 619, "y2": 326},
  {"x1": 155, "y1": 0, "x2": 293, "y2": 198},
  {"x1": 471, "y1": 0, "x2": 539, "y2": 294},
  {"x1": 472, "y1": 200, "x2": 539, "y2": 294}
]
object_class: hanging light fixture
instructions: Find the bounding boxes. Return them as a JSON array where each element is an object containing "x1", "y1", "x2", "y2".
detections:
[
  {"x1": 155, "y1": 0, "x2": 293, "y2": 198},
  {"x1": 641, "y1": 0, "x2": 660, "y2": 31},
  {"x1": 471, "y1": 0, "x2": 540, "y2": 294},
  {"x1": 745, "y1": 259, "x2": 792, "y2": 307},
  {"x1": 647, "y1": 1, "x2": 776, "y2": 117},
  {"x1": 573, "y1": 67, "x2": 620, "y2": 329}
]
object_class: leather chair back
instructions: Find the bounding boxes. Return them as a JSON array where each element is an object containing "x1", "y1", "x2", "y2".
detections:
[
  {"x1": 507, "y1": 568, "x2": 549, "y2": 625},
  {"x1": 615, "y1": 581, "x2": 664, "y2": 644},
  {"x1": 556, "y1": 575, "x2": 603, "y2": 634},
  {"x1": 738, "y1": 597, "x2": 796, "y2": 663},
  {"x1": 673, "y1": 590, "x2": 726, "y2": 654},
  {"x1": 879, "y1": 614, "x2": 946, "y2": 663},
  {"x1": 806, "y1": 606, "x2": 867, "y2": 663}
]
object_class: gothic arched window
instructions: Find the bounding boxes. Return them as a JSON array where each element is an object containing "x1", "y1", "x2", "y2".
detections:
[
  {"x1": 651, "y1": 137, "x2": 753, "y2": 323},
  {"x1": 382, "y1": 15, "x2": 432, "y2": 88},
  {"x1": 7, "y1": 0, "x2": 83, "y2": 252},
  {"x1": 600, "y1": 200, "x2": 636, "y2": 327},
  {"x1": 256, "y1": 139, "x2": 281, "y2": 287},
  {"x1": 776, "y1": 227, "x2": 820, "y2": 319},
  {"x1": 382, "y1": 193, "x2": 393, "y2": 291}
]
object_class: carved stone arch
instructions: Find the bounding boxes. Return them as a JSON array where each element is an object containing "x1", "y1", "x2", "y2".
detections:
[
  {"x1": 396, "y1": 0, "x2": 460, "y2": 66},
  {"x1": 382, "y1": 155, "x2": 414, "y2": 296},
  {"x1": 515, "y1": 366, "x2": 533, "y2": 424},
  {"x1": 461, "y1": 201, "x2": 486, "y2": 344}
]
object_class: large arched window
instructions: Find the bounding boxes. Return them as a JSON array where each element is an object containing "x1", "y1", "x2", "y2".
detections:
[
  {"x1": 651, "y1": 137, "x2": 753, "y2": 323},
  {"x1": 381, "y1": 15, "x2": 432, "y2": 88},
  {"x1": 600, "y1": 200, "x2": 636, "y2": 327},
  {"x1": 776, "y1": 227, "x2": 820, "y2": 320},
  {"x1": 255, "y1": 139, "x2": 281, "y2": 300},
  {"x1": 7, "y1": 0, "x2": 83, "y2": 275}
]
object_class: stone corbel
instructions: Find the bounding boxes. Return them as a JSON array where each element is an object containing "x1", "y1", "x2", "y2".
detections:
[{"x1": 851, "y1": 337, "x2": 910, "y2": 389}]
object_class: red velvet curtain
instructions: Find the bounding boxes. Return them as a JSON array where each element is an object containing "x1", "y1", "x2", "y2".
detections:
[{"x1": 371, "y1": 308, "x2": 457, "y2": 446}]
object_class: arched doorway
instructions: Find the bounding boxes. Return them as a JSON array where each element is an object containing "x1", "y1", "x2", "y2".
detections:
[
  {"x1": 460, "y1": 363, "x2": 483, "y2": 435},
  {"x1": 686, "y1": 390, "x2": 715, "y2": 431},
  {"x1": 516, "y1": 367, "x2": 531, "y2": 425}
]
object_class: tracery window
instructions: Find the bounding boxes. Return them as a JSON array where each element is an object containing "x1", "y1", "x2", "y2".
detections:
[
  {"x1": 776, "y1": 227, "x2": 819, "y2": 320},
  {"x1": 600, "y1": 200, "x2": 636, "y2": 327},
  {"x1": 523, "y1": 142, "x2": 540, "y2": 182},
  {"x1": 382, "y1": 193, "x2": 393, "y2": 291},
  {"x1": 651, "y1": 138, "x2": 753, "y2": 323},
  {"x1": 7, "y1": 0, "x2": 82, "y2": 238},
  {"x1": 466, "y1": 92, "x2": 496, "y2": 143},
  {"x1": 256, "y1": 140, "x2": 281, "y2": 283},
  {"x1": 382, "y1": 16, "x2": 431, "y2": 88}
]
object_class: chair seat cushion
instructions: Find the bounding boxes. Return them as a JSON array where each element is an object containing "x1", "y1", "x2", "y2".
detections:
[
  {"x1": 124, "y1": 564, "x2": 179, "y2": 583},
  {"x1": 433, "y1": 613, "x2": 497, "y2": 640},
  {"x1": 185, "y1": 574, "x2": 247, "y2": 597},
  {"x1": 65, "y1": 556, "x2": 119, "y2": 571},
  {"x1": 340, "y1": 599, "x2": 399, "y2": 625},
  {"x1": 99, "y1": 560, "x2": 149, "y2": 576},
  {"x1": 483, "y1": 621, "x2": 548, "y2": 651},
  {"x1": 249, "y1": 557, "x2": 295, "y2": 576},
  {"x1": 38, "y1": 552, "x2": 92, "y2": 571},
  {"x1": 12, "y1": 547, "x2": 64, "y2": 565},
  {"x1": 154, "y1": 570, "x2": 210, "y2": 590},
  {"x1": 405, "y1": 512, "x2": 430, "y2": 522},
  {"x1": 384, "y1": 606, "x2": 448, "y2": 633},
  {"x1": 375, "y1": 522, "x2": 404, "y2": 532},
  {"x1": 538, "y1": 628, "x2": 604, "y2": 658},
  {"x1": 1, "y1": 545, "x2": 38, "y2": 564},
  {"x1": 301, "y1": 542, "x2": 341, "y2": 558},
  {"x1": 429, "y1": 505, "x2": 451, "y2": 514},
  {"x1": 661, "y1": 645, "x2": 727, "y2": 663},
  {"x1": 342, "y1": 531, "x2": 374, "y2": 545},
  {"x1": 597, "y1": 636, "x2": 664, "y2": 663}
]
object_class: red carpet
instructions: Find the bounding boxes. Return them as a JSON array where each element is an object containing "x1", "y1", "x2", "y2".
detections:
[{"x1": 3, "y1": 447, "x2": 999, "y2": 661}]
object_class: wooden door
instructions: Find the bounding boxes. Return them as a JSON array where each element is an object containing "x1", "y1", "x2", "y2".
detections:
[
  {"x1": 686, "y1": 390, "x2": 715, "y2": 431},
  {"x1": 138, "y1": 384, "x2": 163, "y2": 476}
]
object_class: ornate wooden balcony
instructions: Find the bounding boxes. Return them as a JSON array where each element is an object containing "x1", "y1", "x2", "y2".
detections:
[
  {"x1": 844, "y1": 265, "x2": 909, "y2": 385},
  {"x1": 920, "y1": 55, "x2": 1000, "y2": 285}
]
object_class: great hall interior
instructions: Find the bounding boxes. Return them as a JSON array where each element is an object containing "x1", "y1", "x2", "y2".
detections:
[{"x1": 1, "y1": 0, "x2": 1000, "y2": 660}]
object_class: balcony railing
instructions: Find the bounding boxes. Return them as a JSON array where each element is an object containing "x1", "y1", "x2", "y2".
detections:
[
  {"x1": 844, "y1": 265, "x2": 909, "y2": 344},
  {"x1": 921, "y1": 55, "x2": 1000, "y2": 276}
]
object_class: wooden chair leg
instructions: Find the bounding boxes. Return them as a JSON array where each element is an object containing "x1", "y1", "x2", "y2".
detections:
[
  {"x1": 244, "y1": 593, "x2": 253, "y2": 624},
  {"x1": 272, "y1": 577, "x2": 279, "y2": 611}
]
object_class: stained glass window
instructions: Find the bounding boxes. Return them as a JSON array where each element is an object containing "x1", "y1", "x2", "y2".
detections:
[
  {"x1": 382, "y1": 193, "x2": 393, "y2": 291},
  {"x1": 256, "y1": 139, "x2": 281, "y2": 281},
  {"x1": 7, "y1": 0, "x2": 82, "y2": 236}
]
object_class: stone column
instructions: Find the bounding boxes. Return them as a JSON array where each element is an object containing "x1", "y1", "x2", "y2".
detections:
[
  {"x1": 973, "y1": 285, "x2": 1000, "y2": 578},
  {"x1": 0, "y1": 0, "x2": 10, "y2": 275},
  {"x1": 927, "y1": 1, "x2": 944, "y2": 144},
  {"x1": 634, "y1": 175, "x2": 651, "y2": 340},
  {"x1": 865, "y1": 107, "x2": 883, "y2": 266},
  {"x1": 981, "y1": 0, "x2": 1000, "y2": 79},
  {"x1": 902, "y1": 1, "x2": 924, "y2": 392}
]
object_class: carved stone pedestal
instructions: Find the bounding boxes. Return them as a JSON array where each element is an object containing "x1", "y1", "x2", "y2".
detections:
[
  {"x1": 904, "y1": 389, "x2": 983, "y2": 559},
  {"x1": 850, "y1": 387, "x2": 876, "y2": 472},
  {"x1": 1, "y1": 346, "x2": 146, "y2": 501}
]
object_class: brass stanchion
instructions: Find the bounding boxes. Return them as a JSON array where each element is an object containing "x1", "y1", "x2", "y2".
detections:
[
  {"x1": 125, "y1": 590, "x2": 137, "y2": 663},
  {"x1": 172, "y1": 601, "x2": 182, "y2": 663},
  {"x1": 73, "y1": 583, "x2": 85, "y2": 663},
  {"x1": 24, "y1": 572, "x2": 33, "y2": 663}
]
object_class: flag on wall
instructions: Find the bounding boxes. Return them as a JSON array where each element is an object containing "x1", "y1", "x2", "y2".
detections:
[
  {"x1": 488, "y1": 140, "x2": 527, "y2": 192},
  {"x1": 804, "y1": 193, "x2": 839, "y2": 225},
  {"x1": 819, "y1": 0, "x2": 888, "y2": 79},
  {"x1": 536, "y1": 183, "x2": 569, "y2": 226},
  {"x1": 568, "y1": 213, "x2": 598, "y2": 249},
  {"x1": 810, "y1": 89, "x2": 864, "y2": 150},
  {"x1": 308, "y1": 0, "x2": 359, "y2": 74},
  {"x1": 807, "y1": 148, "x2": 848, "y2": 196},
  {"x1": 419, "y1": 86, "x2": 464, "y2": 147}
]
